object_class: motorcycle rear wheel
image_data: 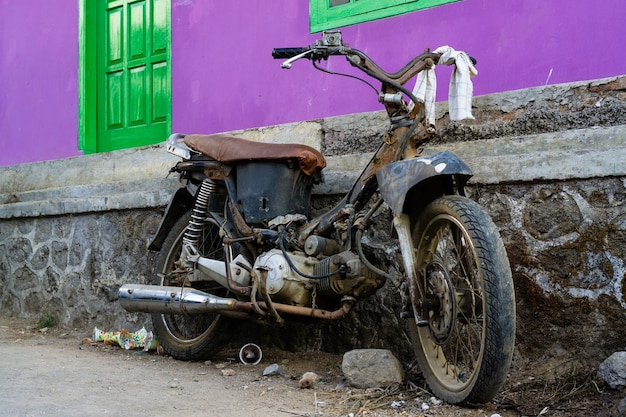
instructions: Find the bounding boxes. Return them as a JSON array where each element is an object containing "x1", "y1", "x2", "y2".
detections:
[
  {"x1": 406, "y1": 196, "x2": 515, "y2": 404},
  {"x1": 151, "y1": 212, "x2": 233, "y2": 360}
]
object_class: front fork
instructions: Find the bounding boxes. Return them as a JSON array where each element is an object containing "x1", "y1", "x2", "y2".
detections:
[{"x1": 393, "y1": 213, "x2": 429, "y2": 326}]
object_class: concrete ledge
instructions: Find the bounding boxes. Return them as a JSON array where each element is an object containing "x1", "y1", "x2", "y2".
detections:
[
  {"x1": 0, "y1": 121, "x2": 326, "y2": 219},
  {"x1": 0, "y1": 143, "x2": 180, "y2": 219},
  {"x1": 0, "y1": 179, "x2": 176, "y2": 218},
  {"x1": 1, "y1": 124, "x2": 624, "y2": 219},
  {"x1": 425, "y1": 125, "x2": 626, "y2": 184},
  {"x1": 319, "y1": 125, "x2": 626, "y2": 193}
]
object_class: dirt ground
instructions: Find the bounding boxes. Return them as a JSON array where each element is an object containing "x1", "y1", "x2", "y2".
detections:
[{"x1": 1, "y1": 317, "x2": 624, "y2": 417}]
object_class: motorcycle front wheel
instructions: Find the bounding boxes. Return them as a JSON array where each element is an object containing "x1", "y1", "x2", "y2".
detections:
[
  {"x1": 406, "y1": 196, "x2": 515, "y2": 404},
  {"x1": 151, "y1": 211, "x2": 233, "y2": 360}
]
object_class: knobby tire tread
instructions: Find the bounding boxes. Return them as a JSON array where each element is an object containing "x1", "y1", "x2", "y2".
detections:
[{"x1": 411, "y1": 196, "x2": 515, "y2": 404}]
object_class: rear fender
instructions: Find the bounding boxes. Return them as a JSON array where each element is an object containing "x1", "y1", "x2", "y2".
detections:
[
  {"x1": 376, "y1": 151, "x2": 473, "y2": 216},
  {"x1": 148, "y1": 185, "x2": 195, "y2": 251},
  {"x1": 150, "y1": 157, "x2": 231, "y2": 251}
]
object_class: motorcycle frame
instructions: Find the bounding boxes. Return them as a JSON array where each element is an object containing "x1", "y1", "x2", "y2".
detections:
[{"x1": 148, "y1": 43, "x2": 474, "y2": 320}]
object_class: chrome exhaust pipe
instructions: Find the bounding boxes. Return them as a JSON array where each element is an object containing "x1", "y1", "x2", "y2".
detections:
[{"x1": 118, "y1": 284, "x2": 238, "y2": 315}]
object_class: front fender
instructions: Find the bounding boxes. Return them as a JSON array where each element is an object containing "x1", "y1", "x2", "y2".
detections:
[{"x1": 376, "y1": 151, "x2": 472, "y2": 216}]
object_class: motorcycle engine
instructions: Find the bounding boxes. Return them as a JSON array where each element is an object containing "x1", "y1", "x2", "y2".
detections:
[
  {"x1": 253, "y1": 248, "x2": 384, "y2": 307},
  {"x1": 254, "y1": 249, "x2": 313, "y2": 306}
]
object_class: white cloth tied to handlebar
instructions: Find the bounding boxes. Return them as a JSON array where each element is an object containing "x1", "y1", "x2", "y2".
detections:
[{"x1": 410, "y1": 46, "x2": 478, "y2": 124}]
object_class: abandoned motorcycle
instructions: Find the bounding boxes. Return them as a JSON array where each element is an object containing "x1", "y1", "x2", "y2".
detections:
[{"x1": 119, "y1": 31, "x2": 515, "y2": 404}]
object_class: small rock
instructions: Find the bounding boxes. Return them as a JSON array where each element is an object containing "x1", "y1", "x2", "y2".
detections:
[
  {"x1": 263, "y1": 363, "x2": 286, "y2": 377},
  {"x1": 221, "y1": 368, "x2": 235, "y2": 376},
  {"x1": 299, "y1": 372, "x2": 319, "y2": 389},
  {"x1": 598, "y1": 351, "x2": 626, "y2": 389},
  {"x1": 341, "y1": 349, "x2": 404, "y2": 388}
]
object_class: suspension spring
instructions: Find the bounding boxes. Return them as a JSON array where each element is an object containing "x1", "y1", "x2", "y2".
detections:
[{"x1": 183, "y1": 179, "x2": 217, "y2": 248}]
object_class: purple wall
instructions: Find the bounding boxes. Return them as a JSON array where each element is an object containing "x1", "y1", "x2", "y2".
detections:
[
  {"x1": 172, "y1": 0, "x2": 626, "y2": 135},
  {"x1": 0, "y1": 0, "x2": 79, "y2": 166},
  {"x1": 1, "y1": 0, "x2": 624, "y2": 166}
]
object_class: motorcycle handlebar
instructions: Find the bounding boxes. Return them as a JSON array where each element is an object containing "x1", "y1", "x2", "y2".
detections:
[
  {"x1": 271, "y1": 47, "x2": 310, "y2": 59},
  {"x1": 273, "y1": 35, "x2": 477, "y2": 92}
]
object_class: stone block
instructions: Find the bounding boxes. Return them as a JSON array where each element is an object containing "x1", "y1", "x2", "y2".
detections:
[
  {"x1": 342, "y1": 349, "x2": 404, "y2": 388},
  {"x1": 598, "y1": 352, "x2": 626, "y2": 389}
]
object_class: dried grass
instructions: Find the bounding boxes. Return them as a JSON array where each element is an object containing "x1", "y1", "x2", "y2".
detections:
[{"x1": 498, "y1": 360, "x2": 602, "y2": 415}]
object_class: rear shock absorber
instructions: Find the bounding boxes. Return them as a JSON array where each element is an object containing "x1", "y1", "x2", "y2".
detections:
[{"x1": 183, "y1": 179, "x2": 217, "y2": 248}]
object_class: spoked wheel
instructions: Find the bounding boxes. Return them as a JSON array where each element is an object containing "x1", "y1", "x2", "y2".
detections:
[
  {"x1": 151, "y1": 212, "x2": 234, "y2": 360},
  {"x1": 406, "y1": 196, "x2": 515, "y2": 404}
]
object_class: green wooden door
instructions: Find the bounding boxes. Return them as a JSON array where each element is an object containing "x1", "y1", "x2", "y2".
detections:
[{"x1": 80, "y1": 0, "x2": 171, "y2": 153}]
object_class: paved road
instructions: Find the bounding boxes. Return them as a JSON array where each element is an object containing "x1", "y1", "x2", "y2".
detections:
[
  {"x1": 0, "y1": 320, "x2": 324, "y2": 417},
  {"x1": 0, "y1": 319, "x2": 525, "y2": 417}
]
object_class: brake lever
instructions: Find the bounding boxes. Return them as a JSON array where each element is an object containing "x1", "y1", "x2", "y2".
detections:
[{"x1": 281, "y1": 49, "x2": 314, "y2": 69}]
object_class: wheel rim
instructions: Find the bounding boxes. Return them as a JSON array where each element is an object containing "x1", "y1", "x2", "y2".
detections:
[
  {"x1": 424, "y1": 259, "x2": 456, "y2": 344},
  {"x1": 415, "y1": 213, "x2": 485, "y2": 392},
  {"x1": 157, "y1": 219, "x2": 226, "y2": 345}
]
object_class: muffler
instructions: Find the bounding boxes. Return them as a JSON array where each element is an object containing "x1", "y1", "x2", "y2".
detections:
[
  {"x1": 119, "y1": 284, "x2": 355, "y2": 321},
  {"x1": 118, "y1": 284, "x2": 238, "y2": 315}
]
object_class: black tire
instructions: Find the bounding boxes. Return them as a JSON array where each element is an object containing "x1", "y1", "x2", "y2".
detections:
[
  {"x1": 151, "y1": 211, "x2": 233, "y2": 360},
  {"x1": 406, "y1": 196, "x2": 515, "y2": 404}
]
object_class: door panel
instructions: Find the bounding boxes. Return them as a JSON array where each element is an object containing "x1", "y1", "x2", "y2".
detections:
[
  {"x1": 94, "y1": 0, "x2": 170, "y2": 153},
  {"x1": 107, "y1": 71, "x2": 124, "y2": 129},
  {"x1": 152, "y1": 62, "x2": 168, "y2": 122},
  {"x1": 129, "y1": 67, "x2": 146, "y2": 126}
]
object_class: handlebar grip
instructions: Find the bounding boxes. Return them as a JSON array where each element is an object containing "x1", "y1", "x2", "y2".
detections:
[{"x1": 272, "y1": 47, "x2": 309, "y2": 59}]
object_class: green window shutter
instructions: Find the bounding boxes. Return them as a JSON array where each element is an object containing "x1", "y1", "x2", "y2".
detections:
[{"x1": 310, "y1": 0, "x2": 461, "y2": 33}]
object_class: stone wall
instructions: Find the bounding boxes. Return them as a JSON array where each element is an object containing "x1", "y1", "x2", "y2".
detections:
[
  {"x1": 474, "y1": 178, "x2": 626, "y2": 363},
  {"x1": 1, "y1": 76, "x2": 625, "y2": 365},
  {"x1": 0, "y1": 210, "x2": 161, "y2": 328}
]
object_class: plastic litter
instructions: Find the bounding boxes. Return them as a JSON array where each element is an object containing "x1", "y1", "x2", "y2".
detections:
[{"x1": 92, "y1": 327, "x2": 160, "y2": 352}]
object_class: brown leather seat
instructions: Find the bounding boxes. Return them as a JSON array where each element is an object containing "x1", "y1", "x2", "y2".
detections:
[{"x1": 184, "y1": 134, "x2": 326, "y2": 177}]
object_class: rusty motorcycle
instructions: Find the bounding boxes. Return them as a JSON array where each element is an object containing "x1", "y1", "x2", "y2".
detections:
[{"x1": 119, "y1": 31, "x2": 515, "y2": 404}]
